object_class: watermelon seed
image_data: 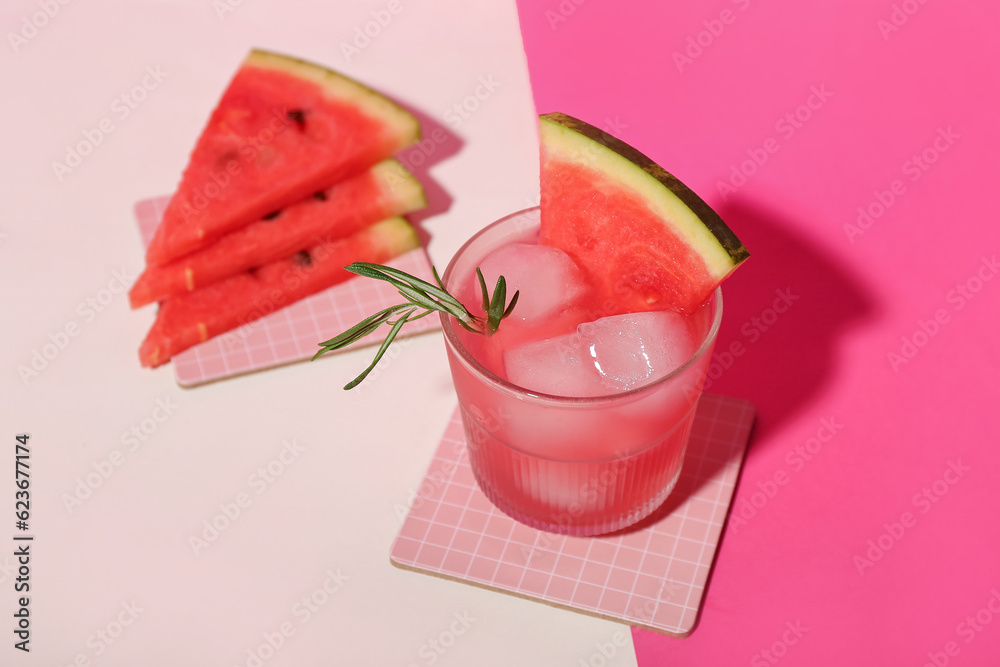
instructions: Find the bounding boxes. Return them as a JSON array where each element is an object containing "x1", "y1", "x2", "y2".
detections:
[
  {"x1": 218, "y1": 149, "x2": 239, "y2": 166},
  {"x1": 294, "y1": 251, "x2": 312, "y2": 267},
  {"x1": 313, "y1": 191, "x2": 328, "y2": 201},
  {"x1": 247, "y1": 267, "x2": 258, "y2": 275},
  {"x1": 287, "y1": 109, "x2": 306, "y2": 131},
  {"x1": 263, "y1": 210, "x2": 281, "y2": 220}
]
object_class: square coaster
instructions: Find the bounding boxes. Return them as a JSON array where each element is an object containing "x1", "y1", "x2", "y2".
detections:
[
  {"x1": 390, "y1": 393, "x2": 755, "y2": 637},
  {"x1": 134, "y1": 196, "x2": 440, "y2": 386}
]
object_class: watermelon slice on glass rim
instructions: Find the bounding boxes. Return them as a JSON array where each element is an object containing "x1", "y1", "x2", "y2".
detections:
[
  {"x1": 311, "y1": 112, "x2": 749, "y2": 393},
  {"x1": 538, "y1": 112, "x2": 748, "y2": 314},
  {"x1": 145, "y1": 49, "x2": 421, "y2": 265}
]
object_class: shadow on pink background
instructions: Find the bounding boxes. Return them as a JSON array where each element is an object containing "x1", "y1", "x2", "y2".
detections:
[
  {"x1": 711, "y1": 198, "x2": 875, "y2": 440},
  {"x1": 515, "y1": 0, "x2": 1000, "y2": 664}
]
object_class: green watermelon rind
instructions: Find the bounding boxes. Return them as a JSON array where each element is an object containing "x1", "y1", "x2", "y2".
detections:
[
  {"x1": 247, "y1": 49, "x2": 421, "y2": 146},
  {"x1": 356, "y1": 216, "x2": 421, "y2": 257},
  {"x1": 146, "y1": 49, "x2": 422, "y2": 265},
  {"x1": 369, "y1": 158, "x2": 428, "y2": 211},
  {"x1": 131, "y1": 158, "x2": 427, "y2": 308},
  {"x1": 139, "y1": 216, "x2": 421, "y2": 368},
  {"x1": 539, "y1": 112, "x2": 748, "y2": 281}
]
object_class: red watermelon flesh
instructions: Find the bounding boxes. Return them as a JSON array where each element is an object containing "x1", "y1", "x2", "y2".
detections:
[
  {"x1": 538, "y1": 113, "x2": 748, "y2": 313},
  {"x1": 139, "y1": 217, "x2": 419, "y2": 368},
  {"x1": 541, "y1": 162, "x2": 715, "y2": 313},
  {"x1": 145, "y1": 49, "x2": 420, "y2": 265},
  {"x1": 129, "y1": 159, "x2": 425, "y2": 308}
]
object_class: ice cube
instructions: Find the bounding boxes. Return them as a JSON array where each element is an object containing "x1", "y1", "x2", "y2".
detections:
[
  {"x1": 503, "y1": 330, "x2": 604, "y2": 397},
  {"x1": 478, "y1": 243, "x2": 589, "y2": 328},
  {"x1": 504, "y1": 311, "x2": 695, "y2": 398},
  {"x1": 578, "y1": 311, "x2": 695, "y2": 393}
]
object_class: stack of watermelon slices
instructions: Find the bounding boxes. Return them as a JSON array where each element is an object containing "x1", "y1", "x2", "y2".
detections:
[{"x1": 133, "y1": 50, "x2": 426, "y2": 368}]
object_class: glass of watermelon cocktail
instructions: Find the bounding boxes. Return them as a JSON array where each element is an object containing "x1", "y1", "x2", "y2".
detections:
[
  {"x1": 438, "y1": 207, "x2": 721, "y2": 536},
  {"x1": 315, "y1": 113, "x2": 745, "y2": 536}
]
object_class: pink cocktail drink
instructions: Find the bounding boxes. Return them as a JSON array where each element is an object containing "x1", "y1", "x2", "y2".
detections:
[{"x1": 440, "y1": 208, "x2": 721, "y2": 536}]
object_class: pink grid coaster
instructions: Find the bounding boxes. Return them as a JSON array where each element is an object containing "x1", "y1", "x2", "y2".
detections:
[
  {"x1": 390, "y1": 393, "x2": 755, "y2": 637},
  {"x1": 134, "y1": 197, "x2": 439, "y2": 386}
]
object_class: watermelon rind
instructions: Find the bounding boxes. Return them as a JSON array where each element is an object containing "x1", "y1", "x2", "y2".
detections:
[
  {"x1": 370, "y1": 158, "x2": 427, "y2": 211},
  {"x1": 247, "y1": 49, "x2": 420, "y2": 147},
  {"x1": 130, "y1": 158, "x2": 427, "y2": 308},
  {"x1": 145, "y1": 49, "x2": 422, "y2": 264},
  {"x1": 539, "y1": 112, "x2": 748, "y2": 281},
  {"x1": 139, "y1": 216, "x2": 421, "y2": 368}
]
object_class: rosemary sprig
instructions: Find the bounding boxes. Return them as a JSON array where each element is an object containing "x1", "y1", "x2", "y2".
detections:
[{"x1": 312, "y1": 262, "x2": 519, "y2": 389}]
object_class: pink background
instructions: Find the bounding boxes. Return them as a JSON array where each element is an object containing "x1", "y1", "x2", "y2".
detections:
[
  {"x1": 3, "y1": 0, "x2": 999, "y2": 664},
  {"x1": 514, "y1": 0, "x2": 1000, "y2": 664}
]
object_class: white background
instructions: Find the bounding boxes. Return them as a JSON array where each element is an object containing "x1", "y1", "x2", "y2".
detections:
[{"x1": 0, "y1": 0, "x2": 640, "y2": 664}]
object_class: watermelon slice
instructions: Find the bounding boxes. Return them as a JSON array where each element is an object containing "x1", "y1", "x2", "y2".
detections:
[
  {"x1": 139, "y1": 217, "x2": 420, "y2": 368},
  {"x1": 129, "y1": 159, "x2": 425, "y2": 308},
  {"x1": 538, "y1": 112, "x2": 748, "y2": 313},
  {"x1": 145, "y1": 49, "x2": 421, "y2": 265}
]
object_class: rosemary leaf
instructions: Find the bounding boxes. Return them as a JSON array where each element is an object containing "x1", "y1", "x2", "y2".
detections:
[
  {"x1": 486, "y1": 275, "x2": 507, "y2": 334},
  {"x1": 314, "y1": 262, "x2": 520, "y2": 389},
  {"x1": 342, "y1": 307, "x2": 416, "y2": 389},
  {"x1": 502, "y1": 290, "x2": 520, "y2": 319},
  {"x1": 312, "y1": 305, "x2": 407, "y2": 359},
  {"x1": 476, "y1": 268, "x2": 490, "y2": 315}
]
